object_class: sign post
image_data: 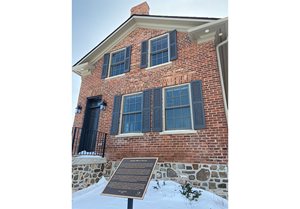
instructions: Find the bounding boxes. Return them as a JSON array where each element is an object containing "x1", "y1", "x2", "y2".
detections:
[{"x1": 101, "y1": 157, "x2": 158, "y2": 208}]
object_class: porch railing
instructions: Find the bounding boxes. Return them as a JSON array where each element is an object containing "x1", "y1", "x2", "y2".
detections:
[{"x1": 72, "y1": 127, "x2": 107, "y2": 157}]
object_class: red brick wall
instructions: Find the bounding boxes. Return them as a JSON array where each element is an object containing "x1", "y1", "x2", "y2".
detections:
[{"x1": 73, "y1": 27, "x2": 228, "y2": 164}]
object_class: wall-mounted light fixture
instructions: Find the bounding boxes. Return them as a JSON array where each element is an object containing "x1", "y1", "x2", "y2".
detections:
[
  {"x1": 75, "y1": 104, "x2": 82, "y2": 114},
  {"x1": 100, "y1": 100, "x2": 107, "y2": 111}
]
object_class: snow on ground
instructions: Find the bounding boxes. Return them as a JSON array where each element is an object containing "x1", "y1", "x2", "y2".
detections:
[
  {"x1": 74, "y1": 155, "x2": 102, "y2": 159},
  {"x1": 75, "y1": 151, "x2": 103, "y2": 159},
  {"x1": 77, "y1": 151, "x2": 98, "y2": 155},
  {"x1": 73, "y1": 177, "x2": 228, "y2": 209}
]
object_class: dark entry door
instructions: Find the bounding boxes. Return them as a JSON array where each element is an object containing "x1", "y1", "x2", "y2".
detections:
[{"x1": 78, "y1": 97, "x2": 101, "y2": 153}]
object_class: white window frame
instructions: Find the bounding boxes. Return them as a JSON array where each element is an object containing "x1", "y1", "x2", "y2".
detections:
[
  {"x1": 118, "y1": 91, "x2": 143, "y2": 135},
  {"x1": 147, "y1": 33, "x2": 171, "y2": 69},
  {"x1": 106, "y1": 47, "x2": 126, "y2": 79},
  {"x1": 161, "y1": 83, "x2": 195, "y2": 134}
]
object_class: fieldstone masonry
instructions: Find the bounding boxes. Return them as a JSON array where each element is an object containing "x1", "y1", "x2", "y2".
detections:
[
  {"x1": 105, "y1": 161, "x2": 228, "y2": 199},
  {"x1": 72, "y1": 158, "x2": 109, "y2": 192}
]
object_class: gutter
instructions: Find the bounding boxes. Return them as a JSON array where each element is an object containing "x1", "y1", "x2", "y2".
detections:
[{"x1": 216, "y1": 39, "x2": 228, "y2": 122}]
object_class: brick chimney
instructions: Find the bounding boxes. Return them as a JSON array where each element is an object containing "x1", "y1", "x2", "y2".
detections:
[{"x1": 130, "y1": 2, "x2": 150, "y2": 16}]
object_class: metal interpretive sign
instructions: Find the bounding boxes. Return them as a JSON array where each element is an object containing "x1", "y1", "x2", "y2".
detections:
[{"x1": 101, "y1": 157, "x2": 158, "y2": 199}]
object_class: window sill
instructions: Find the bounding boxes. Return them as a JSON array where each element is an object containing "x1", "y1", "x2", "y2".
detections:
[
  {"x1": 145, "y1": 61, "x2": 172, "y2": 70},
  {"x1": 115, "y1": 133, "x2": 144, "y2": 138},
  {"x1": 159, "y1": 130, "x2": 197, "y2": 135},
  {"x1": 105, "y1": 73, "x2": 125, "y2": 80}
]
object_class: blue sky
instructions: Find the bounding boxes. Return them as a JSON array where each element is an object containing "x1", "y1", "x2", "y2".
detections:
[{"x1": 72, "y1": 0, "x2": 228, "y2": 113}]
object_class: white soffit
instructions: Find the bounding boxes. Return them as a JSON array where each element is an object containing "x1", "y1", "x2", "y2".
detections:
[
  {"x1": 188, "y1": 17, "x2": 228, "y2": 42},
  {"x1": 72, "y1": 62, "x2": 94, "y2": 76}
]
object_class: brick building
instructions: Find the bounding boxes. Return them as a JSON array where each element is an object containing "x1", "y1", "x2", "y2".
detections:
[{"x1": 72, "y1": 2, "x2": 228, "y2": 198}]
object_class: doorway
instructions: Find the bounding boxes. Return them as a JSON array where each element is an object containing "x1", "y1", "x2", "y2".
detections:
[{"x1": 78, "y1": 96, "x2": 102, "y2": 153}]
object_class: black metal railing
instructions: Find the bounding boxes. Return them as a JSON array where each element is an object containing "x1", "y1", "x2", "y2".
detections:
[{"x1": 72, "y1": 127, "x2": 107, "y2": 157}]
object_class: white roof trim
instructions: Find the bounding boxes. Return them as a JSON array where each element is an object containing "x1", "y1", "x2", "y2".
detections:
[
  {"x1": 188, "y1": 17, "x2": 228, "y2": 41},
  {"x1": 188, "y1": 17, "x2": 228, "y2": 33},
  {"x1": 72, "y1": 62, "x2": 94, "y2": 76},
  {"x1": 134, "y1": 15, "x2": 216, "y2": 23}
]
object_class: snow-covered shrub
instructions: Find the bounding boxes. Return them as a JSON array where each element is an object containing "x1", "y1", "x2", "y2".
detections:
[{"x1": 180, "y1": 182, "x2": 202, "y2": 201}]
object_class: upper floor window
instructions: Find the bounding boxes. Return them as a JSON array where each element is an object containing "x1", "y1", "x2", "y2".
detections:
[
  {"x1": 101, "y1": 45, "x2": 132, "y2": 79},
  {"x1": 140, "y1": 30, "x2": 177, "y2": 69},
  {"x1": 150, "y1": 35, "x2": 169, "y2": 67},
  {"x1": 110, "y1": 49, "x2": 126, "y2": 76},
  {"x1": 121, "y1": 93, "x2": 143, "y2": 133},
  {"x1": 164, "y1": 85, "x2": 192, "y2": 130}
]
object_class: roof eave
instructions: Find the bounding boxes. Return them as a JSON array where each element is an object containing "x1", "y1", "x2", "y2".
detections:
[{"x1": 188, "y1": 17, "x2": 228, "y2": 43}]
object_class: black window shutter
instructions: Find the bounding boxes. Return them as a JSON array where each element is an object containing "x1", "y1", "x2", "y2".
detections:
[
  {"x1": 124, "y1": 45, "x2": 132, "y2": 73},
  {"x1": 191, "y1": 80, "x2": 206, "y2": 129},
  {"x1": 142, "y1": 89, "x2": 151, "y2": 133},
  {"x1": 169, "y1": 30, "x2": 177, "y2": 61},
  {"x1": 152, "y1": 87, "x2": 162, "y2": 132},
  {"x1": 110, "y1": 95, "x2": 122, "y2": 135},
  {"x1": 101, "y1": 53, "x2": 110, "y2": 79},
  {"x1": 140, "y1": 40, "x2": 148, "y2": 68}
]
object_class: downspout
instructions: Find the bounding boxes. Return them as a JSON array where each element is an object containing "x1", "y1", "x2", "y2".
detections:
[{"x1": 216, "y1": 39, "x2": 228, "y2": 122}]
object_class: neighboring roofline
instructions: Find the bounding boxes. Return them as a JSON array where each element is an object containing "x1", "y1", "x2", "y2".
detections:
[{"x1": 73, "y1": 14, "x2": 221, "y2": 67}]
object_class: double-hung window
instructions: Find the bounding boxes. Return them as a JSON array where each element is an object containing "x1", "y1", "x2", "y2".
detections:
[
  {"x1": 110, "y1": 81, "x2": 205, "y2": 136},
  {"x1": 140, "y1": 30, "x2": 177, "y2": 69},
  {"x1": 150, "y1": 34, "x2": 169, "y2": 67},
  {"x1": 121, "y1": 93, "x2": 143, "y2": 133},
  {"x1": 164, "y1": 85, "x2": 192, "y2": 130},
  {"x1": 110, "y1": 49, "x2": 126, "y2": 77},
  {"x1": 101, "y1": 46, "x2": 132, "y2": 79}
]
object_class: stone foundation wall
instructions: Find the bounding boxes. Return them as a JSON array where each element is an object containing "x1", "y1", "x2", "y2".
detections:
[
  {"x1": 105, "y1": 161, "x2": 228, "y2": 199},
  {"x1": 72, "y1": 158, "x2": 111, "y2": 192}
]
